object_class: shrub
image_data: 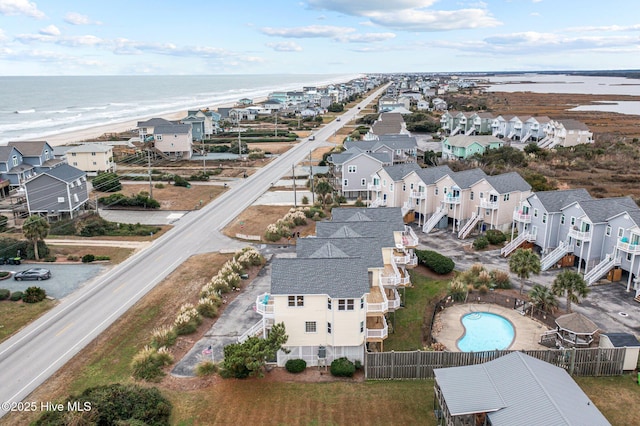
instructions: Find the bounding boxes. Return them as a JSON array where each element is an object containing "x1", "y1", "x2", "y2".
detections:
[
  {"x1": 330, "y1": 357, "x2": 355, "y2": 377},
  {"x1": 491, "y1": 269, "x2": 512, "y2": 289},
  {"x1": 0, "y1": 271, "x2": 9, "y2": 278},
  {"x1": 150, "y1": 326, "x2": 177, "y2": 349},
  {"x1": 448, "y1": 278, "x2": 467, "y2": 302},
  {"x1": 43, "y1": 255, "x2": 56, "y2": 262},
  {"x1": 131, "y1": 346, "x2": 174, "y2": 381},
  {"x1": 82, "y1": 254, "x2": 95, "y2": 263},
  {"x1": 415, "y1": 249, "x2": 455, "y2": 274},
  {"x1": 22, "y1": 286, "x2": 46, "y2": 303},
  {"x1": 173, "y1": 174, "x2": 190, "y2": 187},
  {"x1": 301, "y1": 195, "x2": 309, "y2": 205},
  {"x1": 285, "y1": 359, "x2": 307, "y2": 374},
  {"x1": 485, "y1": 229, "x2": 507, "y2": 245},
  {"x1": 67, "y1": 255, "x2": 80, "y2": 261},
  {"x1": 92, "y1": 172, "x2": 121, "y2": 192},
  {"x1": 473, "y1": 236, "x2": 489, "y2": 250},
  {"x1": 9, "y1": 291, "x2": 23, "y2": 301},
  {"x1": 174, "y1": 303, "x2": 202, "y2": 335},
  {"x1": 195, "y1": 360, "x2": 219, "y2": 377},
  {"x1": 478, "y1": 284, "x2": 489, "y2": 294},
  {"x1": 34, "y1": 383, "x2": 172, "y2": 425},
  {"x1": 154, "y1": 182, "x2": 165, "y2": 189},
  {"x1": 197, "y1": 297, "x2": 219, "y2": 318},
  {"x1": 354, "y1": 197, "x2": 365, "y2": 207},
  {"x1": 94, "y1": 255, "x2": 110, "y2": 261},
  {"x1": 0, "y1": 289, "x2": 10, "y2": 300}
]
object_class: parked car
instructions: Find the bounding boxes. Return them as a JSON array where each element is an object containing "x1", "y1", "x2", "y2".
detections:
[
  {"x1": 14, "y1": 268, "x2": 51, "y2": 281},
  {"x1": 0, "y1": 256, "x2": 21, "y2": 265}
]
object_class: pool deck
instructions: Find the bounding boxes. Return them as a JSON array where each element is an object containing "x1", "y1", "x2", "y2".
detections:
[{"x1": 432, "y1": 303, "x2": 551, "y2": 352}]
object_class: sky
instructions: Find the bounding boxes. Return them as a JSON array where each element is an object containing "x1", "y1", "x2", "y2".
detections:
[{"x1": 0, "y1": 0, "x2": 639, "y2": 76}]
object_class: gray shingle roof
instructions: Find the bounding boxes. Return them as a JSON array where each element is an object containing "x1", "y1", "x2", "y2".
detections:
[
  {"x1": 38, "y1": 163, "x2": 85, "y2": 182},
  {"x1": 382, "y1": 163, "x2": 422, "y2": 181},
  {"x1": 444, "y1": 135, "x2": 503, "y2": 148},
  {"x1": 296, "y1": 237, "x2": 384, "y2": 268},
  {"x1": 449, "y1": 168, "x2": 487, "y2": 189},
  {"x1": 137, "y1": 117, "x2": 174, "y2": 127},
  {"x1": 330, "y1": 207, "x2": 405, "y2": 229},
  {"x1": 271, "y1": 258, "x2": 370, "y2": 298},
  {"x1": 154, "y1": 124, "x2": 191, "y2": 135},
  {"x1": 316, "y1": 222, "x2": 397, "y2": 246},
  {"x1": 66, "y1": 143, "x2": 112, "y2": 153},
  {"x1": 558, "y1": 119, "x2": 590, "y2": 131},
  {"x1": 529, "y1": 189, "x2": 592, "y2": 212},
  {"x1": 434, "y1": 352, "x2": 610, "y2": 426},
  {"x1": 602, "y1": 333, "x2": 640, "y2": 347},
  {"x1": 486, "y1": 172, "x2": 531, "y2": 194},
  {"x1": 570, "y1": 197, "x2": 638, "y2": 223},
  {"x1": 7, "y1": 141, "x2": 50, "y2": 156},
  {"x1": 0, "y1": 145, "x2": 16, "y2": 162},
  {"x1": 414, "y1": 165, "x2": 453, "y2": 185}
]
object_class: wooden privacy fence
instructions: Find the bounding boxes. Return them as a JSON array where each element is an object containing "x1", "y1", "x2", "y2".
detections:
[{"x1": 365, "y1": 347, "x2": 626, "y2": 380}]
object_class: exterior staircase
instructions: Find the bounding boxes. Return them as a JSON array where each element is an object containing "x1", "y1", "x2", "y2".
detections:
[
  {"x1": 458, "y1": 213, "x2": 480, "y2": 239},
  {"x1": 541, "y1": 241, "x2": 574, "y2": 271},
  {"x1": 521, "y1": 132, "x2": 531, "y2": 143},
  {"x1": 500, "y1": 232, "x2": 534, "y2": 257},
  {"x1": 401, "y1": 201, "x2": 412, "y2": 217},
  {"x1": 450, "y1": 126, "x2": 461, "y2": 136},
  {"x1": 465, "y1": 127, "x2": 476, "y2": 136},
  {"x1": 423, "y1": 207, "x2": 446, "y2": 234},
  {"x1": 507, "y1": 130, "x2": 516, "y2": 139},
  {"x1": 369, "y1": 198, "x2": 385, "y2": 208},
  {"x1": 584, "y1": 254, "x2": 621, "y2": 286},
  {"x1": 538, "y1": 136, "x2": 553, "y2": 148}
]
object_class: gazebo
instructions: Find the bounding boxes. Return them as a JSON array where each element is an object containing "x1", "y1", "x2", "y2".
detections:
[{"x1": 554, "y1": 312, "x2": 599, "y2": 348}]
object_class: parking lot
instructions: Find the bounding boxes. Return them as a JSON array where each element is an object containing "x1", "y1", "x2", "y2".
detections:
[{"x1": 0, "y1": 263, "x2": 108, "y2": 299}]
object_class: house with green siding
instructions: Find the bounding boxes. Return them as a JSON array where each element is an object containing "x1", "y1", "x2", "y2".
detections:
[{"x1": 441, "y1": 135, "x2": 503, "y2": 160}]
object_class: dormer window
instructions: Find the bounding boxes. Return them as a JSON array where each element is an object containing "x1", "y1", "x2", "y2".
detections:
[{"x1": 12, "y1": 155, "x2": 17, "y2": 167}]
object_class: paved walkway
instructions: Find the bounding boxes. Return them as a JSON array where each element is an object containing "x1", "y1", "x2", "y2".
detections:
[
  {"x1": 44, "y1": 238, "x2": 150, "y2": 249},
  {"x1": 98, "y1": 208, "x2": 190, "y2": 225}
]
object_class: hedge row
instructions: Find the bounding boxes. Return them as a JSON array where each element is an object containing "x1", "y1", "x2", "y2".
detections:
[{"x1": 415, "y1": 249, "x2": 455, "y2": 274}]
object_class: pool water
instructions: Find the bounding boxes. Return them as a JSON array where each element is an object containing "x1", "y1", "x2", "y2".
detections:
[{"x1": 457, "y1": 312, "x2": 515, "y2": 352}]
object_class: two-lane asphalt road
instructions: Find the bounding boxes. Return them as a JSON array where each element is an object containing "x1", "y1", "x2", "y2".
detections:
[{"x1": 0, "y1": 83, "x2": 389, "y2": 419}]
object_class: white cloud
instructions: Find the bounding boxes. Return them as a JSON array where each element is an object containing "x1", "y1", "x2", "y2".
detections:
[
  {"x1": 266, "y1": 41, "x2": 303, "y2": 52},
  {"x1": 64, "y1": 12, "x2": 101, "y2": 26},
  {"x1": 39, "y1": 25, "x2": 60, "y2": 36},
  {"x1": 0, "y1": 28, "x2": 7, "y2": 42},
  {"x1": 307, "y1": 0, "x2": 500, "y2": 32},
  {"x1": 335, "y1": 32, "x2": 396, "y2": 43},
  {"x1": 261, "y1": 25, "x2": 354, "y2": 39},
  {"x1": 567, "y1": 24, "x2": 640, "y2": 32},
  {"x1": 0, "y1": 0, "x2": 45, "y2": 18}
]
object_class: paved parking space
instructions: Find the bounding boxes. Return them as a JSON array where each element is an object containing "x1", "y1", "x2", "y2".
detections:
[{"x1": 0, "y1": 263, "x2": 108, "y2": 299}]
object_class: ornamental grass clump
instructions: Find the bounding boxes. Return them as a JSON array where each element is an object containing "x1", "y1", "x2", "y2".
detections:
[
  {"x1": 150, "y1": 325, "x2": 177, "y2": 349},
  {"x1": 174, "y1": 303, "x2": 202, "y2": 335},
  {"x1": 197, "y1": 297, "x2": 219, "y2": 318},
  {"x1": 131, "y1": 345, "x2": 174, "y2": 381},
  {"x1": 235, "y1": 247, "x2": 264, "y2": 267}
]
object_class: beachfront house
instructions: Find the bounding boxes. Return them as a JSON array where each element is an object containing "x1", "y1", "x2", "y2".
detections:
[
  {"x1": 441, "y1": 135, "x2": 503, "y2": 161},
  {"x1": 434, "y1": 352, "x2": 610, "y2": 426},
  {"x1": 137, "y1": 118, "x2": 175, "y2": 142},
  {"x1": 22, "y1": 163, "x2": 89, "y2": 220},
  {"x1": 181, "y1": 109, "x2": 220, "y2": 141},
  {"x1": 152, "y1": 123, "x2": 193, "y2": 160},
  {"x1": 0, "y1": 145, "x2": 35, "y2": 188},
  {"x1": 7, "y1": 141, "x2": 61, "y2": 173},
  {"x1": 65, "y1": 143, "x2": 114, "y2": 174}
]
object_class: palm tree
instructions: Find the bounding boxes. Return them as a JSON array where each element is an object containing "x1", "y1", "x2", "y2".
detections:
[
  {"x1": 508, "y1": 248, "x2": 541, "y2": 294},
  {"x1": 528, "y1": 284, "x2": 558, "y2": 317},
  {"x1": 314, "y1": 179, "x2": 333, "y2": 208},
  {"x1": 551, "y1": 270, "x2": 590, "y2": 313},
  {"x1": 22, "y1": 215, "x2": 50, "y2": 261}
]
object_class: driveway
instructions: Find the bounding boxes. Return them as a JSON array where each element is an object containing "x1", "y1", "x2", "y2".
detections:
[
  {"x1": 0, "y1": 263, "x2": 108, "y2": 299},
  {"x1": 98, "y1": 208, "x2": 190, "y2": 225},
  {"x1": 172, "y1": 247, "x2": 295, "y2": 377}
]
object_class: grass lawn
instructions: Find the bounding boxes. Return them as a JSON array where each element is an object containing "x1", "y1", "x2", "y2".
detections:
[
  {"x1": 384, "y1": 268, "x2": 449, "y2": 351},
  {"x1": 0, "y1": 299, "x2": 56, "y2": 343},
  {"x1": 575, "y1": 374, "x2": 640, "y2": 425},
  {"x1": 47, "y1": 245, "x2": 135, "y2": 264}
]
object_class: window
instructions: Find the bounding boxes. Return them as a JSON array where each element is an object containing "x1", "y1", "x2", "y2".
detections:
[
  {"x1": 327, "y1": 298, "x2": 332, "y2": 310},
  {"x1": 618, "y1": 227, "x2": 624, "y2": 238},
  {"x1": 360, "y1": 321, "x2": 364, "y2": 333},
  {"x1": 156, "y1": 134, "x2": 163, "y2": 141},
  {"x1": 73, "y1": 193, "x2": 79, "y2": 203},
  {"x1": 360, "y1": 298, "x2": 364, "y2": 309},
  {"x1": 343, "y1": 179, "x2": 348, "y2": 187},
  {"x1": 627, "y1": 252, "x2": 633, "y2": 262},
  {"x1": 503, "y1": 194, "x2": 510, "y2": 201},
  {"x1": 288, "y1": 295, "x2": 304, "y2": 307},
  {"x1": 382, "y1": 179, "x2": 387, "y2": 187},
  {"x1": 71, "y1": 152, "x2": 77, "y2": 157},
  {"x1": 12, "y1": 155, "x2": 18, "y2": 167},
  {"x1": 533, "y1": 208, "x2": 538, "y2": 218},
  {"x1": 361, "y1": 178, "x2": 366, "y2": 186},
  {"x1": 91, "y1": 152, "x2": 96, "y2": 156},
  {"x1": 338, "y1": 299, "x2": 354, "y2": 311},
  {"x1": 410, "y1": 183, "x2": 414, "y2": 190},
  {"x1": 606, "y1": 225, "x2": 611, "y2": 236},
  {"x1": 576, "y1": 240, "x2": 581, "y2": 247},
  {"x1": 73, "y1": 162, "x2": 78, "y2": 166},
  {"x1": 542, "y1": 213, "x2": 547, "y2": 224},
  {"x1": 561, "y1": 215, "x2": 565, "y2": 225},
  {"x1": 479, "y1": 192, "x2": 484, "y2": 199},
  {"x1": 402, "y1": 184, "x2": 406, "y2": 191},
  {"x1": 390, "y1": 183, "x2": 394, "y2": 192},
  {"x1": 92, "y1": 161, "x2": 97, "y2": 165},
  {"x1": 570, "y1": 217, "x2": 576, "y2": 226},
  {"x1": 435, "y1": 187, "x2": 438, "y2": 195},
  {"x1": 443, "y1": 187, "x2": 447, "y2": 194},
  {"x1": 57, "y1": 197, "x2": 65, "y2": 203},
  {"x1": 347, "y1": 165, "x2": 357, "y2": 173},
  {"x1": 327, "y1": 322, "x2": 332, "y2": 334},
  {"x1": 470, "y1": 191, "x2": 474, "y2": 200},
  {"x1": 305, "y1": 321, "x2": 317, "y2": 333}
]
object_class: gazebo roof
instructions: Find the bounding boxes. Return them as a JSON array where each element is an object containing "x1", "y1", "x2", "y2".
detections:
[{"x1": 555, "y1": 312, "x2": 599, "y2": 335}]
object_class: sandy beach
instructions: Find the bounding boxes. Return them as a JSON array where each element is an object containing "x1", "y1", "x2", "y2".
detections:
[{"x1": 43, "y1": 97, "x2": 267, "y2": 147}]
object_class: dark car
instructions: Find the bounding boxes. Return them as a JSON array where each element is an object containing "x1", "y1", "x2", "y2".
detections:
[
  {"x1": 0, "y1": 256, "x2": 21, "y2": 265},
  {"x1": 14, "y1": 268, "x2": 51, "y2": 281}
]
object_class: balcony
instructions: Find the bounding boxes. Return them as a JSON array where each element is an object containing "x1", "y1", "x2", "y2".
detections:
[
  {"x1": 367, "y1": 285, "x2": 389, "y2": 315},
  {"x1": 513, "y1": 209, "x2": 532, "y2": 223},
  {"x1": 255, "y1": 292, "x2": 274, "y2": 316},
  {"x1": 398, "y1": 269, "x2": 411, "y2": 286},
  {"x1": 444, "y1": 195, "x2": 461, "y2": 204},
  {"x1": 568, "y1": 227, "x2": 592, "y2": 241},
  {"x1": 386, "y1": 287, "x2": 401, "y2": 310},
  {"x1": 402, "y1": 226, "x2": 419, "y2": 247},
  {"x1": 410, "y1": 191, "x2": 426, "y2": 200},
  {"x1": 366, "y1": 316, "x2": 388, "y2": 341},
  {"x1": 380, "y1": 264, "x2": 400, "y2": 286},
  {"x1": 367, "y1": 182, "x2": 380, "y2": 191},
  {"x1": 480, "y1": 199, "x2": 499, "y2": 210},
  {"x1": 617, "y1": 239, "x2": 640, "y2": 253}
]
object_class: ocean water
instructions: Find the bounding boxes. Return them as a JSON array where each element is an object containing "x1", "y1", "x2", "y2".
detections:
[{"x1": 0, "y1": 74, "x2": 362, "y2": 145}]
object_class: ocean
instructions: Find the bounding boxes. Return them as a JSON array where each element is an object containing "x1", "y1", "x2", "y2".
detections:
[{"x1": 0, "y1": 73, "x2": 362, "y2": 145}]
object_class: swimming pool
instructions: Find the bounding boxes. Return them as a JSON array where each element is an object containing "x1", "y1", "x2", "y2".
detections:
[{"x1": 457, "y1": 312, "x2": 515, "y2": 352}]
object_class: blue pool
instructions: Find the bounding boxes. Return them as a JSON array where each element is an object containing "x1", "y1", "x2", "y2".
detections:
[{"x1": 457, "y1": 312, "x2": 515, "y2": 352}]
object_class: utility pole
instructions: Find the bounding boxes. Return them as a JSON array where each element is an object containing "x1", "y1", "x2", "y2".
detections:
[
  {"x1": 274, "y1": 111, "x2": 278, "y2": 138},
  {"x1": 202, "y1": 139, "x2": 206, "y2": 173},
  {"x1": 292, "y1": 163, "x2": 297, "y2": 207},
  {"x1": 309, "y1": 150, "x2": 314, "y2": 204},
  {"x1": 147, "y1": 149, "x2": 153, "y2": 198},
  {"x1": 237, "y1": 112, "x2": 242, "y2": 158}
]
